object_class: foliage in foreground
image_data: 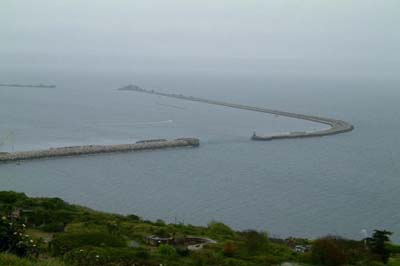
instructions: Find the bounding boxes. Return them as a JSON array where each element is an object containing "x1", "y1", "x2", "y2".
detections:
[
  {"x1": 0, "y1": 191, "x2": 399, "y2": 266},
  {"x1": 0, "y1": 253, "x2": 65, "y2": 266}
]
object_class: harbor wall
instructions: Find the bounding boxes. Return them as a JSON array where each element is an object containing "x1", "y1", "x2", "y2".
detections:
[
  {"x1": 0, "y1": 138, "x2": 199, "y2": 163},
  {"x1": 119, "y1": 85, "x2": 354, "y2": 141}
]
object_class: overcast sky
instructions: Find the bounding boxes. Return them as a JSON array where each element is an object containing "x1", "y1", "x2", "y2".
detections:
[{"x1": 1, "y1": 0, "x2": 399, "y2": 65}]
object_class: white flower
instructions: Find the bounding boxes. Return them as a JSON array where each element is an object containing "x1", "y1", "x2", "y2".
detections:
[
  {"x1": 80, "y1": 249, "x2": 84, "y2": 252},
  {"x1": 30, "y1": 240, "x2": 33, "y2": 243},
  {"x1": 13, "y1": 232, "x2": 17, "y2": 235},
  {"x1": 2, "y1": 216, "x2": 6, "y2": 220},
  {"x1": 95, "y1": 255, "x2": 100, "y2": 258},
  {"x1": 22, "y1": 224, "x2": 26, "y2": 227}
]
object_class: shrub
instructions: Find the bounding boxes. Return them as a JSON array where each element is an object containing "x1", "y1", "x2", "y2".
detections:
[
  {"x1": 239, "y1": 230, "x2": 269, "y2": 255},
  {"x1": 50, "y1": 232, "x2": 126, "y2": 256},
  {"x1": 0, "y1": 253, "x2": 66, "y2": 266},
  {"x1": 207, "y1": 222, "x2": 235, "y2": 239},
  {"x1": 388, "y1": 258, "x2": 400, "y2": 266},
  {"x1": 387, "y1": 243, "x2": 400, "y2": 254},
  {"x1": 0, "y1": 215, "x2": 39, "y2": 257},
  {"x1": 220, "y1": 258, "x2": 251, "y2": 266},
  {"x1": 155, "y1": 219, "x2": 166, "y2": 226},
  {"x1": 40, "y1": 222, "x2": 65, "y2": 233},
  {"x1": 0, "y1": 253, "x2": 32, "y2": 266},
  {"x1": 158, "y1": 244, "x2": 177, "y2": 257},
  {"x1": 176, "y1": 246, "x2": 190, "y2": 257},
  {"x1": 311, "y1": 237, "x2": 347, "y2": 266},
  {"x1": 191, "y1": 249, "x2": 222, "y2": 266},
  {"x1": 0, "y1": 191, "x2": 27, "y2": 204},
  {"x1": 126, "y1": 214, "x2": 141, "y2": 221},
  {"x1": 64, "y1": 246, "x2": 148, "y2": 266},
  {"x1": 154, "y1": 227, "x2": 170, "y2": 238},
  {"x1": 223, "y1": 241, "x2": 237, "y2": 257},
  {"x1": 40, "y1": 198, "x2": 68, "y2": 210}
]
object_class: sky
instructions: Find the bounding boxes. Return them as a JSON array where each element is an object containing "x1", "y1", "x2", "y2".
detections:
[{"x1": 1, "y1": 0, "x2": 399, "y2": 73}]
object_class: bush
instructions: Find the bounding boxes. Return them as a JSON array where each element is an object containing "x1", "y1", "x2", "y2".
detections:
[
  {"x1": 155, "y1": 219, "x2": 166, "y2": 226},
  {"x1": 257, "y1": 254, "x2": 280, "y2": 265},
  {"x1": 126, "y1": 214, "x2": 141, "y2": 221},
  {"x1": 388, "y1": 258, "x2": 400, "y2": 266},
  {"x1": 40, "y1": 198, "x2": 68, "y2": 210},
  {"x1": 207, "y1": 222, "x2": 235, "y2": 239},
  {"x1": 154, "y1": 227, "x2": 170, "y2": 238},
  {"x1": 191, "y1": 249, "x2": 223, "y2": 266},
  {"x1": 40, "y1": 223, "x2": 65, "y2": 233},
  {"x1": 239, "y1": 230, "x2": 269, "y2": 255},
  {"x1": 175, "y1": 245, "x2": 190, "y2": 257},
  {"x1": 0, "y1": 215, "x2": 39, "y2": 257},
  {"x1": 64, "y1": 246, "x2": 149, "y2": 266},
  {"x1": 0, "y1": 191, "x2": 27, "y2": 204},
  {"x1": 220, "y1": 258, "x2": 251, "y2": 266},
  {"x1": 27, "y1": 209, "x2": 76, "y2": 227},
  {"x1": 369, "y1": 261, "x2": 386, "y2": 266},
  {"x1": 223, "y1": 241, "x2": 237, "y2": 257},
  {"x1": 50, "y1": 232, "x2": 126, "y2": 256},
  {"x1": 311, "y1": 237, "x2": 347, "y2": 266},
  {"x1": 0, "y1": 253, "x2": 66, "y2": 266},
  {"x1": 388, "y1": 243, "x2": 400, "y2": 254},
  {"x1": 158, "y1": 244, "x2": 177, "y2": 257}
]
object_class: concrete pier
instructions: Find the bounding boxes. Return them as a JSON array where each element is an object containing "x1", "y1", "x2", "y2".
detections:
[
  {"x1": 0, "y1": 138, "x2": 199, "y2": 163},
  {"x1": 119, "y1": 85, "x2": 354, "y2": 141}
]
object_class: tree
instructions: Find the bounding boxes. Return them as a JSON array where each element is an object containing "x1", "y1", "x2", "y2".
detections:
[
  {"x1": 240, "y1": 230, "x2": 269, "y2": 255},
  {"x1": 311, "y1": 237, "x2": 347, "y2": 266},
  {"x1": 367, "y1": 230, "x2": 393, "y2": 264}
]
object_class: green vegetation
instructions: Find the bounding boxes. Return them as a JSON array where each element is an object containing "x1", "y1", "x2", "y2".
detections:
[
  {"x1": 367, "y1": 230, "x2": 394, "y2": 263},
  {"x1": 0, "y1": 253, "x2": 65, "y2": 266},
  {"x1": 0, "y1": 191, "x2": 399, "y2": 266}
]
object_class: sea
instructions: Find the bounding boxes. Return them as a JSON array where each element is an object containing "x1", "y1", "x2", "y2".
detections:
[{"x1": 1, "y1": 63, "x2": 399, "y2": 241}]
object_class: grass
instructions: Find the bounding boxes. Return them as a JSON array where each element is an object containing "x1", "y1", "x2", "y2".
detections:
[
  {"x1": 0, "y1": 254, "x2": 66, "y2": 266},
  {"x1": 388, "y1": 257, "x2": 400, "y2": 266},
  {"x1": 25, "y1": 229, "x2": 53, "y2": 241}
]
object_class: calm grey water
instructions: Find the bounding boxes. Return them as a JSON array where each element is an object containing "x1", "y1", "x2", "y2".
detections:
[{"x1": 1, "y1": 66, "x2": 400, "y2": 241}]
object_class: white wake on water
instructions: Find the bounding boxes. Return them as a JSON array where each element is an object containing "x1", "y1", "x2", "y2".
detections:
[{"x1": 94, "y1": 120, "x2": 174, "y2": 127}]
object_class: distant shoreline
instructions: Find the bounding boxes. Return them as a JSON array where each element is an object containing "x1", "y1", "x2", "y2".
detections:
[
  {"x1": 119, "y1": 84, "x2": 354, "y2": 141},
  {"x1": 0, "y1": 83, "x2": 56, "y2": 88}
]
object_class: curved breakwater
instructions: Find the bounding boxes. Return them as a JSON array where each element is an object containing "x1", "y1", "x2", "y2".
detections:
[
  {"x1": 119, "y1": 85, "x2": 354, "y2": 141},
  {"x1": 0, "y1": 138, "x2": 200, "y2": 163}
]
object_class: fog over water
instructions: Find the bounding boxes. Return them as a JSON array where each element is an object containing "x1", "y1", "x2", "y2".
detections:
[
  {"x1": 1, "y1": 1, "x2": 400, "y2": 241},
  {"x1": 1, "y1": 0, "x2": 400, "y2": 72}
]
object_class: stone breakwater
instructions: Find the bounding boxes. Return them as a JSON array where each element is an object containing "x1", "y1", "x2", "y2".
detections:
[
  {"x1": 119, "y1": 85, "x2": 354, "y2": 141},
  {"x1": 0, "y1": 83, "x2": 56, "y2": 88},
  {"x1": 0, "y1": 138, "x2": 200, "y2": 162}
]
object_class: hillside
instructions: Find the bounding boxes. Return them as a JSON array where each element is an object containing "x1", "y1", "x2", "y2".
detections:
[{"x1": 0, "y1": 191, "x2": 398, "y2": 266}]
